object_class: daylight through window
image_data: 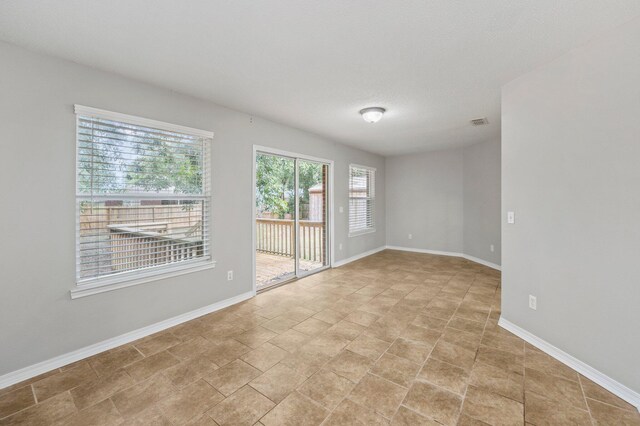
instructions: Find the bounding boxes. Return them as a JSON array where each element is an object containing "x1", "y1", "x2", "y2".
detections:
[
  {"x1": 75, "y1": 106, "x2": 212, "y2": 285},
  {"x1": 349, "y1": 164, "x2": 375, "y2": 236}
]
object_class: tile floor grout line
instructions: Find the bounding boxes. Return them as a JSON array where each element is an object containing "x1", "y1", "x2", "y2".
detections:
[
  {"x1": 30, "y1": 383, "x2": 37, "y2": 405},
  {"x1": 444, "y1": 275, "x2": 472, "y2": 424},
  {"x1": 0, "y1": 386, "x2": 41, "y2": 422},
  {"x1": 584, "y1": 395, "x2": 639, "y2": 413},
  {"x1": 131, "y1": 345, "x2": 146, "y2": 358},
  {"x1": 107, "y1": 395, "x2": 126, "y2": 422},
  {"x1": 577, "y1": 372, "x2": 597, "y2": 424}
]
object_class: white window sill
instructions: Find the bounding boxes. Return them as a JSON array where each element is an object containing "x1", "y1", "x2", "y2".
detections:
[
  {"x1": 70, "y1": 259, "x2": 216, "y2": 299},
  {"x1": 349, "y1": 228, "x2": 376, "y2": 238}
]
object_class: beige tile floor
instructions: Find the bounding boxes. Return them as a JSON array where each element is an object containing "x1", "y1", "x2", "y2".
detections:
[{"x1": 1, "y1": 250, "x2": 638, "y2": 425}]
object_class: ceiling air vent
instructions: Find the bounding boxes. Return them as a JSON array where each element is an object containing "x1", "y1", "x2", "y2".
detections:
[{"x1": 470, "y1": 117, "x2": 489, "y2": 126}]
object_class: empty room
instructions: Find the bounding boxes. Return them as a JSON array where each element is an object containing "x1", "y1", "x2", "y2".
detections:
[{"x1": 0, "y1": 1, "x2": 639, "y2": 425}]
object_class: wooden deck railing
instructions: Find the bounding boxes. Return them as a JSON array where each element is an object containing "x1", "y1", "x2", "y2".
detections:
[
  {"x1": 256, "y1": 218, "x2": 325, "y2": 263},
  {"x1": 108, "y1": 222, "x2": 203, "y2": 271}
]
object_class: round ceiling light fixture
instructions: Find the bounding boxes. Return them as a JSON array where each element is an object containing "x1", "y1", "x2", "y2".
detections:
[{"x1": 359, "y1": 107, "x2": 386, "y2": 123}]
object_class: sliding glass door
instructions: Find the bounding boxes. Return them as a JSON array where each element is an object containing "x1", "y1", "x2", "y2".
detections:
[
  {"x1": 255, "y1": 150, "x2": 330, "y2": 291},
  {"x1": 255, "y1": 153, "x2": 296, "y2": 288},
  {"x1": 297, "y1": 159, "x2": 329, "y2": 274}
]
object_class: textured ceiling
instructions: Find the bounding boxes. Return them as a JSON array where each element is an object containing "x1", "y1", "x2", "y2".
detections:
[{"x1": 1, "y1": 1, "x2": 639, "y2": 155}]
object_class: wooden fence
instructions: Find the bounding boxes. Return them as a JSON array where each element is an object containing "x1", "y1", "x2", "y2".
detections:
[
  {"x1": 78, "y1": 205, "x2": 204, "y2": 276},
  {"x1": 108, "y1": 222, "x2": 202, "y2": 272},
  {"x1": 256, "y1": 218, "x2": 325, "y2": 263},
  {"x1": 80, "y1": 204, "x2": 203, "y2": 233}
]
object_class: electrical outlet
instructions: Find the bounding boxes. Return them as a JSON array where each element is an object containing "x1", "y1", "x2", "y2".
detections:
[
  {"x1": 227, "y1": 270, "x2": 233, "y2": 281},
  {"x1": 507, "y1": 211, "x2": 515, "y2": 224},
  {"x1": 408, "y1": 234, "x2": 413, "y2": 240},
  {"x1": 339, "y1": 206, "x2": 344, "y2": 213},
  {"x1": 490, "y1": 244, "x2": 494, "y2": 252},
  {"x1": 339, "y1": 243, "x2": 343, "y2": 250},
  {"x1": 529, "y1": 295, "x2": 537, "y2": 310}
]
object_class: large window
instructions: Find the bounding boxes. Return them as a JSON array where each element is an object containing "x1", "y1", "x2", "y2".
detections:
[
  {"x1": 75, "y1": 105, "x2": 213, "y2": 295},
  {"x1": 349, "y1": 164, "x2": 375, "y2": 236}
]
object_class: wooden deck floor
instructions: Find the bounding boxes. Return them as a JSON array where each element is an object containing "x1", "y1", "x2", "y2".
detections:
[{"x1": 256, "y1": 252, "x2": 322, "y2": 289}]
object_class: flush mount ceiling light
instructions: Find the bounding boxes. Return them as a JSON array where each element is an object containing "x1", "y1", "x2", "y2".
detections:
[{"x1": 359, "y1": 107, "x2": 386, "y2": 123}]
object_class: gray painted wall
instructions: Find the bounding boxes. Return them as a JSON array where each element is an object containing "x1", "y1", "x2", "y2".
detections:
[
  {"x1": 502, "y1": 18, "x2": 640, "y2": 392},
  {"x1": 0, "y1": 41, "x2": 385, "y2": 376},
  {"x1": 463, "y1": 139, "x2": 501, "y2": 265},
  {"x1": 385, "y1": 148, "x2": 464, "y2": 253},
  {"x1": 385, "y1": 140, "x2": 501, "y2": 265}
]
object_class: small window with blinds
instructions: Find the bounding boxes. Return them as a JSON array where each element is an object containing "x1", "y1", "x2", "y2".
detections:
[
  {"x1": 349, "y1": 164, "x2": 375, "y2": 236},
  {"x1": 75, "y1": 105, "x2": 213, "y2": 291}
]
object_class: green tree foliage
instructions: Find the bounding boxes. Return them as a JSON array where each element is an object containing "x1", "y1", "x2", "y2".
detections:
[
  {"x1": 126, "y1": 138, "x2": 202, "y2": 194},
  {"x1": 78, "y1": 118, "x2": 203, "y2": 195},
  {"x1": 256, "y1": 154, "x2": 294, "y2": 218},
  {"x1": 298, "y1": 161, "x2": 323, "y2": 213},
  {"x1": 77, "y1": 131, "x2": 124, "y2": 194},
  {"x1": 255, "y1": 154, "x2": 323, "y2": 219}
]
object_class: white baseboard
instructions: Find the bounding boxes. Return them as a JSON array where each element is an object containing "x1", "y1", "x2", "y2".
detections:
[
  {"x1": 385, "y1": 245, "x2": 501, "y2": 271},
  {"x1": 333, "y1": 246, "x2": 386, "y2": 268},
  {"x1": 385, "y1": 245, "x2": 463, "y2": 258},
  {"x1": 499, "y1": 317, "x2": 640, "y2": 411},
  {"x1": 0, "y1": 290, "x2": 255, "y2": 390},
  {"x1": 462, "y1": 254, "x2": 502, "y2": 271}
]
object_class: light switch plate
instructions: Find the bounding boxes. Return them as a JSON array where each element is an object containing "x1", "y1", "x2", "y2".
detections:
[{"x1": 507, "y1": 211, "x2": 515, "y2": 224}]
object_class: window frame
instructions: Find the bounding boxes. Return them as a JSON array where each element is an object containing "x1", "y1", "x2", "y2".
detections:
[
  {"x1": 71, "y1": 105, "x2": 215, "y2": 299},
  {"x1": 348, "y1": 163, "x2": 376, "y2": 237}
]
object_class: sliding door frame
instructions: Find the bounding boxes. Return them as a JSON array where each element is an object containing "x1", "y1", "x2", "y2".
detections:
[{"x1": 252, "y1": 145, "x2": 334, "y2": 294}]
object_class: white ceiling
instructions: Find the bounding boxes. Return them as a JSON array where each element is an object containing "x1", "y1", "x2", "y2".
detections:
[{"x1": 1, "y1": 1, "x2": 639, "y2": 156}]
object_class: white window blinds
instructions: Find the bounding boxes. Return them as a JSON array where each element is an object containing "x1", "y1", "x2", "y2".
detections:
[
  {"x1": 75, "y1": 106, "x2": 213, "y2": 285},
  {"x1": 349, "y1": 164, "x2": 375, "y2": 235}
]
